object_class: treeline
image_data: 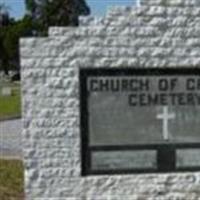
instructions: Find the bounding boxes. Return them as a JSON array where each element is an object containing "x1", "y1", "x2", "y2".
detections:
[{"x1": 0, "y1": 0, "x2": 90, "y2": 76}]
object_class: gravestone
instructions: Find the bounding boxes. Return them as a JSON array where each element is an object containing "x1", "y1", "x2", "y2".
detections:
[
  {"x1": 1, "y1": 87, "x2": 12, "y2": 96},
  {"x1": 21, "y1": 0, "x2": 200, "y2": 199}
]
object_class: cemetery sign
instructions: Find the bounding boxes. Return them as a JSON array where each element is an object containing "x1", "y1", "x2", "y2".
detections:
[{"x1": 80, "y1": 68, "x2": 200, "y2": 175}]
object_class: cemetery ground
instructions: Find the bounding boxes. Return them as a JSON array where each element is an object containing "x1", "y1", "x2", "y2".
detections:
[
  {"x1": 0, "y1": 81, "x2": 21, "y2": 120},
  {"x1": 0, "y1": 80, "x2": 24, "y2": 199},
  {"x1": 0, "y1": 159, "x2": 24, "y2": 200}
]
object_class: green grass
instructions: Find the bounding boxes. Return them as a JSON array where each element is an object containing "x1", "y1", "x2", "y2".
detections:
[
  {"x1": 0, "y1": 159, "x2": 24, "y2": 200},
  {"x1": 0, "y1": 84, "x2": 21, "y2": 120}
]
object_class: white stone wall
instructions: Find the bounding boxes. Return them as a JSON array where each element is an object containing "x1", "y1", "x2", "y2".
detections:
[{"x1": 20, "y1": 0, "x2": 200, "y2": 199}]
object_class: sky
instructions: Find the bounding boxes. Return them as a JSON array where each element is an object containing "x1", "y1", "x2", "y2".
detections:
[{"x1": 0, "y1": 0, "x2": 138, "y2": 19}]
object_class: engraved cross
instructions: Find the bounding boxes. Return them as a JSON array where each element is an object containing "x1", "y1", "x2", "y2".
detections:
[{"x1": 156, "y1": 106, "x2": 175, "y2": 141}]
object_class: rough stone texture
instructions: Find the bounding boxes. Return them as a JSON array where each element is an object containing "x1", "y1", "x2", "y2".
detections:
[{"x1": 20, "y1": 0, "x2": 200, "y2": 199}]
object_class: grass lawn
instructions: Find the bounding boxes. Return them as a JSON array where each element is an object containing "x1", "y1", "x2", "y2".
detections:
[
  {"x1": 0, "y1": 83, "x2": 21, "y2": 120},
  {"x1": 0, "y1": 159, "x2": 24, "y2": 200}
]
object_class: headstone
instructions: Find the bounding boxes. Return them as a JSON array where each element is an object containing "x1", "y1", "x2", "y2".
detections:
[{"x1": 1, "y1": 87, "x2": 12, "y2": 96}]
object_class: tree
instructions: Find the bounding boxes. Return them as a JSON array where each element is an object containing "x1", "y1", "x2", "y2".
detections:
[
  {"x1": 0, "y1": 0, "x2": 91, "y2": 75},
  {"x1": 0, "y1": 30, "x2": 9, "y2": 75},
  {"x1": 2, "y1": 17, "x2": 33, "y2": 72},
  {"x1": 25, "y1": 0, "x2": 37, "y2": 17},
  {"x1": 0, "y1": 5, "x2": 33, "y2": 75},
  {"x1": 0, "y1": 3, "x2": 10, "y2": 26},
  {"x1": 0, "y1": 3, "x2": 11, "y2": 75},
  {"x1": 25, "y1": 0, "x2": 90, "y2": 34}
]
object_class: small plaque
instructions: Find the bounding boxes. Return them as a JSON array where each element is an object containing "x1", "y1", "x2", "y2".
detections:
[
  {"x1": 92, "y1": 150, "x2": 157, "y2": 170},
  {"x1": 80, "y1": 68, "x2": 200, "y2": 175}
]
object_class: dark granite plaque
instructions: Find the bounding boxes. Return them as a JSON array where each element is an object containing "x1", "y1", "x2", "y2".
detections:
[{"x1": 80, "y1": 68, "x2": 200, "y2": 175}]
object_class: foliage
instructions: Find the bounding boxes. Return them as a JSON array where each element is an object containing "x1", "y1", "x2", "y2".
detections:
[
  {"x1": 0, "y1": 3, "x2": 10, "y2": 26},
  {"x1": 25, "y1": 0, "x2": 90, "y2": 31},
  {"x1": 0, "y1": 2, "x2": 37, "y2": 74},
  {"x1": 0, "y1": 0, "x2": 91, "y2": 74},
  {"x1": 25, "y1": 0, "x2": 37, "y2": 17},
  {"x1": 0, "y1": 15, "x2": 34, "y2": 74}
]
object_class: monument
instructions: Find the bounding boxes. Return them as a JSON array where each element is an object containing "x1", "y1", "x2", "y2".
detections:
[{"x1": 21, "y1": 0, "x2": 200, "y2": 199}]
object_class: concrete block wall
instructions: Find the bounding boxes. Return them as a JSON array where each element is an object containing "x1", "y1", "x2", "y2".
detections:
[{"x1": 20, "y1": 0, "x2": 200, "y2": 199}]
